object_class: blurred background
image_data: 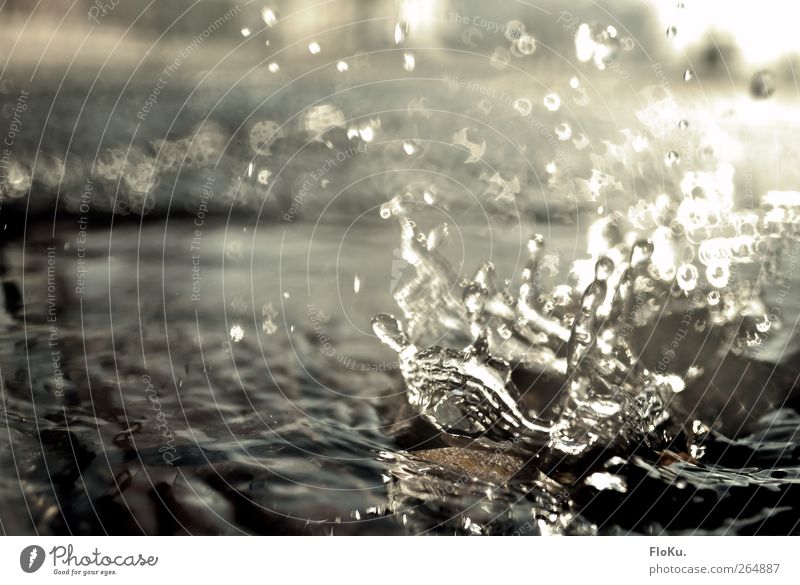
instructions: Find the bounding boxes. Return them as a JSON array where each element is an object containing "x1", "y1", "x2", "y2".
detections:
[{"x1": 1, "y1": 0, "x2": 799, "y2": 218}]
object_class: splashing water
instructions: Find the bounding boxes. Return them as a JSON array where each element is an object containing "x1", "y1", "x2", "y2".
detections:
[{"x1": 372, "y1": 177, "x2": 789, "y2": 467}]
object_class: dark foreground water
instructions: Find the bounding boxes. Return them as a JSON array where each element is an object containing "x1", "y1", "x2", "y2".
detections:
[{"x1": 0, "y1": 219, "x2": 798, "y2": 535}]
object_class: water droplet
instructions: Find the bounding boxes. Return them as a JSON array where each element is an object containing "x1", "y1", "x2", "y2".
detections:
[
  {"x1": 268, "y1": 62, "x2": 280, "y2": 73},
  {"x1": 354, "y1": 275, "x2": 361, "y2": 293},
  {"x1": 706, "y1": 262, "x2": 730, "y2": 288},
  {"x1": 555, "y1": 123, "x2": 572, "y2": 141},
  {"x1": 515, "y1": 34, "x2": 536, "y2": 56},
  {"x1": 513, "y1": 98, "x2": 532, "y2": 117},
  {"x1": 573, "y1": 133, "x2": 590, "y2": 150},
  {"x1": 683, "y1": 69, "x2": 694, "y2": 81},
  {"x1": 359, "y1": 125, "x2": 375, "y2": 142},
  {"x1": 569, "y1": 76, "x2": 580, "y2": 89},
  {"x1": 423, "y1": 190, "x2": 435, "y2": 205},
  {"x1": 476, "y1": 99, "x2": 493, "y2": 116},
  {"x1": 403, "y1": 52, "x2": 416, "y2": 72},
  {"x1": 543, "y1": 93, "x2": 561, "y2": 112},
  {"x1": 666, "y1": 26, "x2": 677, "y2": 39},
  {"x1": 282, "y1": 291, "x2": 290, "y2": 299},
  {"x1": 379, "y1": 205, "x2": 391, "y2": 219},
  {"x1": 336, "y1": 61, "x2": 349, "y2": 72},
  {"x1": 750, "y1": 69, "x2": 776, "y2": 99},
  {"x1": 403, "y1": 141, "x2": 416, "y2": 155},
  {"x1": 261, "y1": 8, "x2": 278, "y2": 26},
  {"x1": 546, "y1": 161, "x2": 557, "y2": 174},
  {"x1": 308, "y1": 41, "x2": 321, "y2": 54},
  {"x1": 678, "y1": 119, "x2": 689, "y2": 130},
  {"x1": 665, "y1": 150, "x2": 680, "y2": 167},
  {"x1": 676, "y1": 263, "x2": 698, "y2": 291},
  {"x1": 756, "y1": 314, "x2": 772, "y2": 333},
  {"x1": 229, "y1": 324, "x2": 244, "y2": 342},
  {"x1": 394, "y1": 20, "x2": 409, "y2": 44},
  {"x1": 586, "y1": 472, "x2": 627, "y2": 492},
  {"x1": 257, "y1": 169, "x2": 272, "y2": 185},
  {"x1": 575, "y1": 22, "x2": 621, "y2": 70},
  {"x1": 262, "y1": 316, "x2": 277, "y2": 334},
  {"x1": 241, "y1": 28, "x2": 251, "y2": 37}
]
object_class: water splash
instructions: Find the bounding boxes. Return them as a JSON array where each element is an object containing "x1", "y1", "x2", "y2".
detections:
[{"x1": 372, "y1": 175, "x2": 783, "y2": 464}]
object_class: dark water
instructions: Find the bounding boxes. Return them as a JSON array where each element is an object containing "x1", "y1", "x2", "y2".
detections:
[{"x1": 0, "y1": 219, "x2": 798, "y2": 535}]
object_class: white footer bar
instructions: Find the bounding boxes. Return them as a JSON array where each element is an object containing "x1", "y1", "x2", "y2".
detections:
[{"x1": 0, "y1": 536, "x2": 796, "y2": 583}]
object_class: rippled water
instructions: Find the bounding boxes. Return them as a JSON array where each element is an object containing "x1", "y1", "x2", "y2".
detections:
[{"x1": 0, "y1": 216, "x2": 797, "y2": 535}]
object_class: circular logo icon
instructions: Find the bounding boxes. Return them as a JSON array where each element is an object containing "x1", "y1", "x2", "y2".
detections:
[{"x1": 20, "y1": 545, "x2": 45, "y2": 573}]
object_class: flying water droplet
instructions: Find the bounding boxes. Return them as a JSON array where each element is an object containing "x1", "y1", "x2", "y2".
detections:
[
  {"x1": 573, "y1": 133, "x2": 590, "y2": 150},
  {"x1": 706, "y1": 262, "x2": 730, "y2": 288},
  {"x1": 555, "y1": 123, "x2": 572, "y2": 141},
  {"x1": 575, "y1": 22, "x2": 621, "y2": 70},
  {"x1": 543, "y1": 93, "x2": 561, "y2": 112},
  {"x1": 395, "y1": 21, "x2": 409, "y2": 44},
  {"x1": 359, "y1": 125, "x2": 375, "y2": 142},
  {"x1": 261, "y1": 8, "x2": 278, "y2": 26},
  {"x1": 676, "y1": 263, "x2": 698, "y2": 291},
  {"x1": 229, "y1": 324, "x2": 244, "y2": 343},
  {"x1": 666, "y1": 26, "x2": 677, "y2": 39},
  {"x1": 515, "y1": 34, "x2": 536, "y2": 56},
  {"x1": 403, "y1": 52, "x2": 416, "y2": 72},
  {"x1": 756, "y1": 314, "x2": 772, "y2": 333},
  {"x1": 665, "y1": 150, "x2": 680, "y2": 167},
  {"x1": 513, "y1": 98, "x2": 532, "y2": 117}
]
